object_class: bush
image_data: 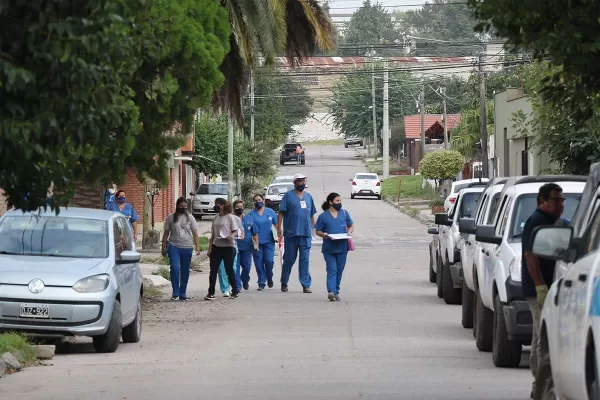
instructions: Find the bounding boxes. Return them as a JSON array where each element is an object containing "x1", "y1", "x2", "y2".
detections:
[
  {"x1": 419, "y1": 150, "x2": 465, "y2": 183},
  {"x1": 0, "y1": 333, "x2": 36, "y2": 364},
  {"x1": 152, "y1": 265, "x2": 171, "y2": 281},
  {"x1": 429, "y1": 198, "x2": 444, "y2": 207}
]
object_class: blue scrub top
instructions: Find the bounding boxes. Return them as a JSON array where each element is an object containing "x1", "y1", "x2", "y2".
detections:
[
  {"x1": 314, "y1": 208, "x2": 354, "y2": 254},
  {"x1": 249, "y1": 207, "x2": 278, "y2": 244},
  {"x1": 279, "y1": 191, "x2": 317, "y2": 238},
  {"x1": 237, "y1": 214, "x2": 258, "y2": 251},
  {"x1": 109, "y1": 202, "x2": 139, "y2": 226},
  {"x1": 105, "y1": 190, "x2": 115, "y2": 210}
]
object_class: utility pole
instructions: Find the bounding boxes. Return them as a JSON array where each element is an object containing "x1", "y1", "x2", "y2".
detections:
[
  {"x1": 478, "y1": 52, "x2": 489, "y2": 178},
  {"x1": 250, "y1": 70, "x2": 255, "y2": 141},
  {"x1": 442, "y1": 87, "x2": 448, "y2": 149},
  {"x1": 420, "y1": 83, "x2": 425, "y2": 158},
  {"x1": 371, "y1": 48, "x2": 377, "y2": 160},
  {"x1": 382, "y1": 59, "x2": 390, "y2": 179},
  {"x1": 227, "y1": 114, "x2": 234, "y2": 202}
]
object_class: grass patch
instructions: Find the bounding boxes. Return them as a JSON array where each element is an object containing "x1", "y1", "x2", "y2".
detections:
[
  {"x1": 152, "y1": 265, "x2": 171, "y2": 281},
  {"x1": 302, "y1": 139, "x2": 344, "y2": 146},
  {"x1": 0, "y1": 332, "x2": 36, "y2": 364},
  {"x1": 382, "y1": 176, "x2": 436, "y2": 200},
  {"x1": 143, "y1": 286, "x2": 163, "y2": 300},
  {"x1": 140, "y1": 255, "x2": 169, "y2": 265},
  {"x1": 402, "y1": 205, "x2": 420, "y2": 218},
  {"x1": 198, "y1": 236, "x2": 209, "y2": 251}
]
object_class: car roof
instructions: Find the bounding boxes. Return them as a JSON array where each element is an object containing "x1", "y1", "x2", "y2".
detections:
[
  {"x1": 269, "y1": 182, "x2": 294, "y2": 186},
  {"x1": 499, "y1": 175, "x2": 587, "y2": 199},
  {"x1": 457, "y1": 186, "x2": 487, "y2": 195},
  {"x1": 3, "y1": 207, "x2": 118, "y2": 221},
  {"x1": 572, "y1": 163, "x2": 600, "y2": 236},
  {"x1": 451, "y1": 178, "x2": 489, "y2": 189}
]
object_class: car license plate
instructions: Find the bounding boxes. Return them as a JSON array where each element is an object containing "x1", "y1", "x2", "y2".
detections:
[
  {"x1": 20, "y1": 303, "x2": 50, "y2": 319},
  {"x1": 360, "y1": 190, "x2": 371, "y2": 193}
]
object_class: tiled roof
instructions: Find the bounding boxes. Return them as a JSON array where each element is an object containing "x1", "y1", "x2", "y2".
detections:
[{"x1": 404, "y1": 114, "x2": 461, "y2": 140}]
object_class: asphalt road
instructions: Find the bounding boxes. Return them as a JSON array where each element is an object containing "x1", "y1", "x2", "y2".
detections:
[{"x1": 1, "y1": 145, "x2": 531, "y2": 399}]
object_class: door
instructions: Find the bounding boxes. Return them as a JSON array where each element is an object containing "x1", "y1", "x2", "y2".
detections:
[{"x1": 114, "y1": 218, "x2": 136, "y2": 320}]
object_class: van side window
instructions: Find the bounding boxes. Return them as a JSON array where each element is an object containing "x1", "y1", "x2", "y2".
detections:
[
  {"x1": 584, "y1": 197, "x2": 600, "y2": 254},
  {"x1": 475, "y1": 194, "x2": 488, "y2": 224},
  {"x1": 496, "y1": 196, "x2": 513, "y2": 237}
]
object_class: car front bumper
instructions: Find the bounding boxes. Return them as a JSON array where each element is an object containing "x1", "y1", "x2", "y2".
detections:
[
  {"x1": 0, "y1": 285, "x2": 115, "y2": 336},
  {"x1": 265, "y1": 201, "x2": 281, "y2": 211},
  {"x1": 502, "y1": 301, "x2": 533, "y2": 341}
]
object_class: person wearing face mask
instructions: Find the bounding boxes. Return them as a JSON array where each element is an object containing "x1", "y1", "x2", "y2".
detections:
[
  {"x1": 277, "y1": 173, "x2": 317, "y2": 293},
  {"x1": 216, "y1": 206, "x2": 244, "y2": 297},
  {"x1": 232, "y1": 200, "x2": 258, "y2": 290},
  {"x1": 314, "y1": 193, "x2": 354, "y2": 302},
  {"x1": 249, "y1": 194, "x2": 278, "y2": 290},
  {"x1": 105, "y1": 184, "x2": 117, "y2": 210},
  {"x1": 161, "y1": 197, "x2": 201, "y2": 301},
  {"x1": 109, "y1": 189, "x2": 139, "y2": 239}
]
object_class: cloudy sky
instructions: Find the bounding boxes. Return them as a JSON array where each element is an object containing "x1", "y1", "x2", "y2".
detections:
[{"x1": 326, "y1": 0, "x2": 428, "y2": 22}]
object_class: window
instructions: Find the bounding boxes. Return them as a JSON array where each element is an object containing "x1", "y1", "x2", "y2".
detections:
[
  {"x1": 496, "y1": 196, "x2": 513, "y2": 237},
  {"x1": 268, "y1": 184, "x2": 294, "y2": 195},
  {"x1": 486, "y1": 193, "x2": 502, "y2": 225},
  {"x1": 475, "y1": 194, "x2": 488, "y2": 224},
  {"x1": 584, "y1": 197, "x2": 600, "y2": 254},
  {"x1": 355, "y1": 174, "x2": 378, "y2": 180},
  {"x1": 113, "y1": 218, "x2": 132, "y2": 260},
  {"x1": 459, "y1": 192, "x2": 482, "y2": 219},
  {"x1": 197, "y1": 184, "x2": 228, "y2": 195}
]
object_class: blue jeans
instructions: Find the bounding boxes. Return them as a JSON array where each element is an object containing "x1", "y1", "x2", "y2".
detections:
[
  {"x1": 252, "y1": 242, "x2": 275, "y2": 288},
  {"x1": 323, "y1": 252, "x2": 348, "y2": 294},
  {"x1": 238, "y1": 249, "x2": 254, "y2": 286},
  {"x1": 218, "y1": 250, "x2": 239, "y2": 293},
  {"x1": 297, "y1": 153, "x2": 302, "y2": 164},
  {"x1": 281, "y1": 236, "x2": 312, "y2": 288},
  {"x1": 168, "y1": 245, "x2": 193, "y2": 298}
]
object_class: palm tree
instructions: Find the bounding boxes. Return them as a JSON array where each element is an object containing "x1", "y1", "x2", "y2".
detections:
[
  {"x1": 450, "y1": 101, "x2": 494, "y2": 159},
  {"x1": 213, "y1": 0, "x2": 336, "y2": 125}
]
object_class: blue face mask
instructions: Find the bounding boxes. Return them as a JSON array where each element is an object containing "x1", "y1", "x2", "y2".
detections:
[
  {"x1": 296, "y1": 184, "x2": 306, "y2": 192},
  {"x1": 332, "y1": 203, "x2": 342, "y2": 211},
  {"x1": 234, "y1": 208, "x2": 243, "y2": 215},
  {"x1": 255, "y1": 201, "x2": 264, "y2": 209},
  {"x1": 117, "y1": 197, "x2": 126, "y2": 203}
]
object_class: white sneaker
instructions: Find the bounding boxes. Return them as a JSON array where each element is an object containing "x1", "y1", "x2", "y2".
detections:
[{"x1": 223, "y1": 291, "x2": 230, "y2": 297}]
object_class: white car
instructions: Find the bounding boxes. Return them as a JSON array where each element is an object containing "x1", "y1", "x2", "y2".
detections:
[
  {"x1": 350, "y1": 173, "x2": 382, "y2": 200},
  {"x1": 458, "y1": 178, "x2": 508, "y2": 330},
  {"x1": 475, "y1": 176, "x2": 585, "y2": 368},
  {"x1": 434, "y1": 184, "x2": 487, "y2": 304},
  {"x1": 529, "y1": 163, "x2": 600, "y2": 400},
  {"x1": 445, "y1": 178, "x2": 490, "y2": 212},
  {"x1": 191, "y1": 182, "x2": 232, "y2": 220},
  {"x1": 267, "y1": 175, "x2": 308, "y2": 189},
  {"x1": 264, "y1": 182, "x2": 295, "y2": 212}
]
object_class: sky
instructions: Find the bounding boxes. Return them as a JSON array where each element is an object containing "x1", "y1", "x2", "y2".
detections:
[{"x1": 327, "y1": 0, "x2": 427, "y2": 20}]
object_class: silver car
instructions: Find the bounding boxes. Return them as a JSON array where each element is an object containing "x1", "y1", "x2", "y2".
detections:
[{"x1": 0, "y1": 207, "x2": 143, "y2": 353}]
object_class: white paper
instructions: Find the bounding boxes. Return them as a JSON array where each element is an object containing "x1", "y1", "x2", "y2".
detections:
[
  {"x1": 219, "y1": 227, "x2": 231, "y2": 239},
  {"x1": 327, "y1": 233, "x2": 351, "y2": 240}
]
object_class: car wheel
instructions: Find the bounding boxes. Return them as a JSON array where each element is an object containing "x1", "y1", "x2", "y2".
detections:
[
  {"x1": 351, "y1": 194, "x2": 355, "y2": 199},
  {"x1": 122, "y1": 296, "x2": 142, "y2": 343},
  {"x1": 461, "y1": 284, "x2": 475, "y2": 328},
  {"x1": 436, "y1": 254, "x2": 443, "y2": 299},
  {"x1": 442, "y1": 260, "x2": 461, "y2": 305},
  {"x1": 475, "y1": 290, "x2": 493, "y2": 351},
  {"x1": 93, "y1": 300, "x2": 122, "y2": 353},
  {"x1": 377, "y1": 195, "x2": 382, "y2": 200},
  {"x1": 534, "y1": 350, "x2": 555, "y2": 400},
  {"x1": 428, "y1": 245, "x2": 437, "y2": 283},
  {"x1": 492, "y1": 293, "x2": 522, "y2": 367}
]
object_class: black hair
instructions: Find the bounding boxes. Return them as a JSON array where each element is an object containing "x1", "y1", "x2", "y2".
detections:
[
  {"x1": 253, "y1": 193, "x2": 264, "y2": 201},
  {"x1": 321, "y1": 192, "x2": 340, "y2": 211},
  {"x1": 537, "y1": 183, "x2": 562, "y2": 205},
  {"x1": 215, "y1": 197, "x2": 232, "y2": 214},
  {"x1": 173, "y1": 196, "x2": 189, "y2": 223},
  {"x1": 115, "y1": 190, "x2": 125, "y2": 198}
]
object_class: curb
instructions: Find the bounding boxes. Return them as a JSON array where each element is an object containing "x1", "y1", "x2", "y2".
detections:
[{"x1": 383, "y1": 197, "x2": 433, "y2": 226}]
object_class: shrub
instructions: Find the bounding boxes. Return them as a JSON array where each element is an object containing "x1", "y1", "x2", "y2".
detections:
[{"x1": 419, "y1": 150, "x2": 465, "y2": 185}]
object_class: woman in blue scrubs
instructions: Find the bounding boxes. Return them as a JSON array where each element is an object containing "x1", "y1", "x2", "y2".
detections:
[
  {"x1": 314, "y1": 192, "x2": 354, "y2": 302},
  {"x1": 249, "y1": 194, "x2": 278, "y2": 290},
  {"x1": 233, "y1": 199, "x2": 258, "y2": 290},
  {"x1": 109, "y1": 190, "x2": 139, "y2": 240}
]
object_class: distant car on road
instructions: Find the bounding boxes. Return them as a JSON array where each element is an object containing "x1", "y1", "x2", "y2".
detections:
[
  {"x1": 190, "y1": 182, "x2": 233, "y2": 220},
  {"x1": 0, "y1": 207, "x2": 143, "y2": 353},
  {"x1": 344, "y1": 136, "x2": 363, "y2": 148},
  {"x1": 280, "y1": 143, "x2": 305, "y2": 165},
  {"x1": 266, "y1": 175, "x2": 308, "y2": 190},
  {"x1": 265, "y1": 183, "x2": 295, "y2": 212},
  {"x1": 350, "y1": 172, "x2": 382, "y2": 200}
]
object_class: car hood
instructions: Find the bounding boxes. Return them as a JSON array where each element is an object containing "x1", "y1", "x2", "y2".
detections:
[{"x1": 0, "y1": 255, "x2": 111, "y2": 286}]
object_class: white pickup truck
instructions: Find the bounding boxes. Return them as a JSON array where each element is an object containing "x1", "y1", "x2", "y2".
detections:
[
  {"x1": 530, "y1": 163, "x2": 600, "y2": 399},
  {"x1": 475, "y1": 176, "x2": 586, "y2": 368},
  {"x1": 433, "y1": 182, "x2": 487, "y2": 304}
]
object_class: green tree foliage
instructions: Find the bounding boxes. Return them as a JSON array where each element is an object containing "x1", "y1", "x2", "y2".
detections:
[
  {"x1": 0, "y1": 0, "x2": 230, "y2": 211},
  {"x1": 467, "y1": 0, "x2": 600, "y2": 123},
  {"x1": 450, "y1": 100, "x2": 494, "y2": 159},
  {"x1": 419, "y1": 150, "x2": 465, "y2": 182}
]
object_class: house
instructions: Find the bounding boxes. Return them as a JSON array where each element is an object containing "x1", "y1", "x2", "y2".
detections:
[
  {"x1": 491, "y1": 89, "x2": 555, "y2": 178},
  {"x1": 403, "y1": 114, "x2": 461, "y2": 172}
]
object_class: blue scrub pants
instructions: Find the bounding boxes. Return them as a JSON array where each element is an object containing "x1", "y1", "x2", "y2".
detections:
[
  {"x1": 253, "y1": 242, "x2": 275, "y2": 288},
  {"x1": 323, "y1": 252, "x2": 348, "y2": 294},
  {"x1": 218, "y1": 250, "x2": 240, "y2": 293},
  {"x1": 281, "y1": 236, "x2": 312, "y2": 288},
  {"x1": 168, "y1": 245, "x2": 193, "y2": 298},
  {"x1": 238, "y1": 249, "x2": 254, "y2": 287}
]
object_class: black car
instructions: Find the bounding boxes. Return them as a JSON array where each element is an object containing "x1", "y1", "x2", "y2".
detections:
[{"x1": 280, "y1": 143, "x2": 305, "y2": 165}]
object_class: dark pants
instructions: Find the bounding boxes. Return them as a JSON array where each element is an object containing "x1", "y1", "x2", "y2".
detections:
[{"x1": 209, "y1": 246, "x2": 237, "y2": 295}]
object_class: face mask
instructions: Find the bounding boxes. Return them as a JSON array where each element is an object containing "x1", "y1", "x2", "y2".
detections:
[
  {"x1": 296, "y1": 184, "x2": 306, "y2": 192},
  {"x1": 108, "y1": 188, "x2": 115, "y2": 195},
  {"x1": 255, "y1": 201, "x2": 264, "y2": 209},
  {"x1": 176, "y1": 207, "x2": 186, "y2": 214},
  {"x1": 234, "y1": 208, "x2": 243, "y2": 215},
  {"x1": 117, "y1": 197, "x2": 126, "y2": 203},
  {"x1": 332, "y1": 203, "x2": 342, "y2": 211},
  {"x1": 213, "y1": 205, "x2": 221, "y2": 213}
]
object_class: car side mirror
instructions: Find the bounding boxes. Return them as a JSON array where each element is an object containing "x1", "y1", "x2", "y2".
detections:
[
  {"x1": 475, "y1": 225, "x2": 502, "y2": 245},
  {"x1": 427, "y1": 226, "x2": 439, "y2": 235},
  {"x1": 532, "y1": 226, "x2": 573, "y2": 261},
  {"x1": 434, "y1": 213, "x2": 452, "y2": 226},
  {"x1": 459, "y1": 218, "x2": 476, "y2": 234},
  {"x1": 349, "y1": 178, "x2": 353, "y2": 182},
  {"x1": 264, "y1": 187, "x2": 268, "y2": 191},
  {"x1": 117, "y1": 250, "x2": 141, "y2": 264}
]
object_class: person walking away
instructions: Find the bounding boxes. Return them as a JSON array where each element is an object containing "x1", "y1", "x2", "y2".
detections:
[
  {"x1": 205, "y1": 198, "x2": 240, "y2": 300},
  {"x1": 314, "y1": 193, "x2": 354, "y2": 301},
  {"x1": 109, "y1": 190, "x2": 139, "y2": 240},
  {"x1": 296, "y1": 145, "x2": 302, "y2": 165},
  {"x1": 521, "y1": 183, "x2": 565, "y2": 398},
  {"x1": 249, "y1": 194, "x2": 278, "y2": 290},
  {"x1": 233, "y1": 200, "x2": 258, "y2": 290},
  {"x1": 277, "y1": 173, "x2": 317, "y2": 293},
  {"x1": 105, "y1": 184, "x2": 117, "y2": 210},
  {"x1": 161, "y1": 197, "x2": 201, "y2": 301}
]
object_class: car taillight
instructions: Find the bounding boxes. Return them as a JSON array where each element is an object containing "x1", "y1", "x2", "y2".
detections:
[
  {"x1": 449, "y1": 197, "x2": 456, "y2": 203},
  {"x1": 376, "y1": 181, "x2": 381, "y2": 186},
  {"x1": 352, "y1": 181, "x2": 357, "y2": 185}
]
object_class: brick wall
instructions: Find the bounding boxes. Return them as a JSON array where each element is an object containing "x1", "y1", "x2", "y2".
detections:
[{"x1": 71, "y1": 183, "x2": 104, "y2": 209}]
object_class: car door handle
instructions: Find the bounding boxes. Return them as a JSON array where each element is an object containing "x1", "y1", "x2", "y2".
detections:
[
  {"x1": 485, "y1": 251, "x2": 490, "y2": 256},
  {"x1": 564, "y1": 280, "x2": 573, "y2": 288},
  {"x1": 481, "y1": 249, "x2": 485, "y2": 254},
  {"x1": 555, "y1": 279, "x2": 562, "y2": 306},
  {"x1": 578, "y1": 274, "x2": 587, "y2": 282}
]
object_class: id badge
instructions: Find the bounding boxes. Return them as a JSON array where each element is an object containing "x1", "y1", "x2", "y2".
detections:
[{"x1": 300, "y1": 200, "x2": 307, "y2": 209}]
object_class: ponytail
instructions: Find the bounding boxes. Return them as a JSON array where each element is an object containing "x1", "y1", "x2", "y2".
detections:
[
  {"x1": 321, "y1": 201, "x2": 330, "y2": 211},
  {"x1": 322, "y1": 192, "x2": 340, "y2": 211}
]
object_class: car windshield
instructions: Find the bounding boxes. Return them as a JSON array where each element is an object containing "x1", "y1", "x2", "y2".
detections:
[
  {"x1": 356, "y1": 174, "x2": 378, "y2": 180},
  {"x1": 197, "y1": 184, "x2": 228, "y2": 195},
  {"x1": 272, "y1": 177, "x2": 293, "y2": 184},
  {"x1": 0, "y1": 216, "x2": 109, "y2": 258},
  {"x1": 268, "y1": 185, "x2": 294, "y2": 195},
  {"x1": 510, "y1": 193, "x2": 582, "y2": 239},
  {"x1": 485, "y1": 193, "x2": 501, "y2": 224},
  {"x1": 459, "y1": 192, "x2": 481, "y2": 218}
]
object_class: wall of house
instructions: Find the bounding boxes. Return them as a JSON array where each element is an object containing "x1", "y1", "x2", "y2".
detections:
[{"x1": 0, "y1": 191, "x2": 7, "y2": 216}]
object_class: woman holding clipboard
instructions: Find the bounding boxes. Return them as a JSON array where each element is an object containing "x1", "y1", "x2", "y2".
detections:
[{"x1": 314, "y1": 192, "x2": 354, "y2": 302}]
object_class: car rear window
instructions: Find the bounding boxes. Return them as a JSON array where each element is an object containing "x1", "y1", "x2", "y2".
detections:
[
  {"x1": 356, "y1": 174, "x2": 378, "y2": 180},
  {"x1": 197, "y1": 184, "x2": 228, "y2": 195},
  {"x1": 459, "y1": 192, "x2": 481, "y2": 218},
  {"x1": 510, "y1": 193, "x2": 582, "y2": 239}
]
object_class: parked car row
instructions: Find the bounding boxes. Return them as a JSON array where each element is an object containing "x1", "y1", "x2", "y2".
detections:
[{"x1": 428, "y1": 170, "x2": 600, "y2": 399}]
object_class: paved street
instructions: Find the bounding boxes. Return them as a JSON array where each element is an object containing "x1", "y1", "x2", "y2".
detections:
[{"x1": 1, "y1": 145, "x2": 531, "y2": 399}]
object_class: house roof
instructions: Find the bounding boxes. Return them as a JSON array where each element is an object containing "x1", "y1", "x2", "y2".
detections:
[{"x1": 404, "y1": 114, "x2": 461, "y2": 140}]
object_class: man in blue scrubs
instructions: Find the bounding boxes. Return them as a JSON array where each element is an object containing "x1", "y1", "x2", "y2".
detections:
[{"x1": 277, "y1": 173, "x2": 317, "y2": 293}]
